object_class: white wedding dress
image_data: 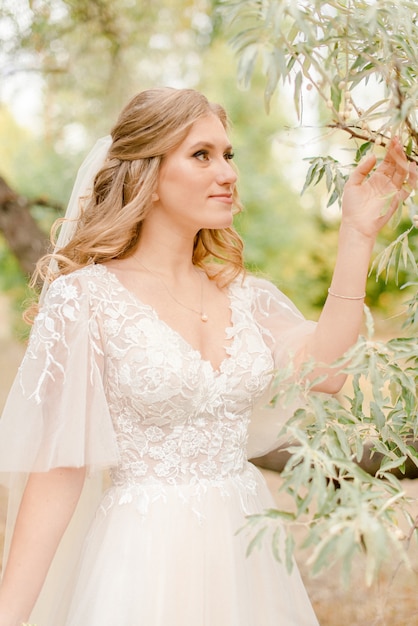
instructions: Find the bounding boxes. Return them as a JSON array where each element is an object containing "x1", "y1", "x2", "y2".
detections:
[{"x1": 0, "y1": 264, "x2": 319, "y2": 625}]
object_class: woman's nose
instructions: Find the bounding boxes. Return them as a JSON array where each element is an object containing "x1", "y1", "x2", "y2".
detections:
[{"x1": 216, "y1": 160, "x2": 238, "y2": 185}]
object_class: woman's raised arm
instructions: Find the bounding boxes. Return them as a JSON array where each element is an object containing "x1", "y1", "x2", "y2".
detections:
[{"x1": 305, "y1": 137, "x2": 417, "y2": 392}]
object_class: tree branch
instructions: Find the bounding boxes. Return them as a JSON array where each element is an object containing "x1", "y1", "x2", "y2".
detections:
[{"x1": 0, "y1": 176, "x2": 50, "y2": 277}]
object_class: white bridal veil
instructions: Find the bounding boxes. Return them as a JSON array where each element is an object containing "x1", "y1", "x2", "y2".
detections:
[{"x1": 39, "y1": 135, "x2": 112, "y2": 304}]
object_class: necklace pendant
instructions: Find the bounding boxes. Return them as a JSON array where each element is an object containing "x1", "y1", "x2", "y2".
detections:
[{"x1": 201, "y1": 313, "x2": 209, "y2": 322}]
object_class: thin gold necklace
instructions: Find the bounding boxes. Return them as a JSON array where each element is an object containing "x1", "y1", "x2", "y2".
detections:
[{"x1": 132, "y1": 256, "x2": 209, "y2": 322}]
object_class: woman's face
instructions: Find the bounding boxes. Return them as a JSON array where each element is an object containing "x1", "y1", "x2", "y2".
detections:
[{"x1": 152, "y1": 113, "x2": 238, "y2": 235}]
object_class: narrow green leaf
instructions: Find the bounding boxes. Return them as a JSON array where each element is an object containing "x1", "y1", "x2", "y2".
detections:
[
  {"x1": 355, "y1": 142, "x2": 373, "y2": 163},
  {"x1": 285, "y1": 533, "x2": 295, "y2": 574},
  {"x1": 294, "y1": 70, "x2": 303, "y2": 120},
  {"x1": 246, "y1": 526, "x2": 268, "y2": 557}
]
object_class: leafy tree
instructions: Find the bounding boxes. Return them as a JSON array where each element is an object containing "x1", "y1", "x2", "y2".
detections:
[{"x1": 220, "y1": 0, "x2": 418, "y2": 585}]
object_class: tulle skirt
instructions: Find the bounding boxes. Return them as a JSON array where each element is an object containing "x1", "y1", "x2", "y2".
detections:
[{"x1": 36, "y1": 464, "x2": 319, "y2": 626}]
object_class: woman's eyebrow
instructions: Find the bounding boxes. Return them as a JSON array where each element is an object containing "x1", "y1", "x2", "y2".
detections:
[{"x1": 188, "y1": 141, "x2": 234, "y2": 152}]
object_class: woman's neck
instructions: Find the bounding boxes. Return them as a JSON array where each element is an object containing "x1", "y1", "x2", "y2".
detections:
[{"x1": 132, "y1": 235, "x2": 196, "y2": 279}]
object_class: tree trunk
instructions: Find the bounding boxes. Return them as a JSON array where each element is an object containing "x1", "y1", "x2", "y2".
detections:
[{"x1": 0, "y1": 176, "x2": 50, "y2": 278}]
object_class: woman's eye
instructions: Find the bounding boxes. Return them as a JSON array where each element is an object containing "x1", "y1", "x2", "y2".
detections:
[
  {"x1": 193, "y1": 150, "x2": 209, "y2": 161},
  {"x1": 192, "y1": 150, "x2": 234, "y2": 162}
]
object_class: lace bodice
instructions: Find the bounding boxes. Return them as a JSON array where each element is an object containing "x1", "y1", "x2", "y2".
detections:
[
  {"x1": 101, "y1": 269, "x2": 274, "y2": 488},
  {"x1": 0, "y1": 264, "x2": 316, "y2": 481}
]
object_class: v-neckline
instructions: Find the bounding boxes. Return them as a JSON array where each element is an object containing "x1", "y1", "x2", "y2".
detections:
[{"x1": 99, "y1": 264, "x2": 237, "y2": 374}]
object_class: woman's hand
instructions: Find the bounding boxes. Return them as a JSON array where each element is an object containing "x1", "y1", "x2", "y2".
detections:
[{"x1": 341, "y1": 136, "x2": 417, "y2": 240}]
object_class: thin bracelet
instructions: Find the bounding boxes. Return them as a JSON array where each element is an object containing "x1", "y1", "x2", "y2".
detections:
[{"x1": 328, "y1": 288, "x2": 366, "y2": 300}]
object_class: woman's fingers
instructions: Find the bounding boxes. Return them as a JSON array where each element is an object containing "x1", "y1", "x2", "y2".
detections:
[
  {"x1": 351, "y1": 138, "x2": 416, "y2": 202},
  {"x1": 399, "y1": 160, "x2": 418, "y2": 201},
  {"x1": 376, "y1": 137, "x2": 409, "y2": 188},
  {"x1": 342, "y1": 138, "x2": 417, "y2": 235},
  {"x1": 346, "y1": 154, "x2": 377, "y2": 187}
]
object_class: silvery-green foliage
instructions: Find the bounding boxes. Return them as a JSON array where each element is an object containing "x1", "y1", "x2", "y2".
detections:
[
  {"x1": 220, "y1": 0, "x2": 418, "y2": 241},
  {"x1": 245, "y1": 311, "x2": 417, "y2": 584},
  {"x1": 220, "y1": 0, "x2": 418, "y2": 141}
]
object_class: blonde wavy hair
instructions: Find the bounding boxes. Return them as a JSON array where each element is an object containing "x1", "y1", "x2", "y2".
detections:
[{"x1": 30, "y1": 88, "x2": 245, "y2": 316}]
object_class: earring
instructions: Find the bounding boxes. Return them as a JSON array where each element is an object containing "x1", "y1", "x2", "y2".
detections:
[{"x1": 152, "y1": 192, "x2": 159, "y2": 202}]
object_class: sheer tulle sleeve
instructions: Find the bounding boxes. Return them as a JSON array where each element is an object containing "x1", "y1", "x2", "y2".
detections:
[
  {"x1": 247, "y1": 276, "x2": 316, "y2": 459},
  {"x1": 0, "y1": 273, "x2": 119, "y2": 477}
]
